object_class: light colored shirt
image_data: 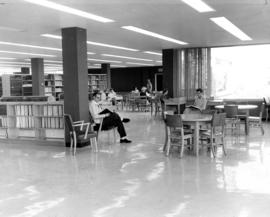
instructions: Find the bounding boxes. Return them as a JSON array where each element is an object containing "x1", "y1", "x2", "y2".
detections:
[
  {"x1": 194, "y1": 95, "x2": 207, "y2": 110},
  {"x1": 89, "y1": 100, "x2": 106, "y2": 124}
]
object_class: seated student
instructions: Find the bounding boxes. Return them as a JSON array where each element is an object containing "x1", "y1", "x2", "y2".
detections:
[
  {"x1": 89, "y1": 91, "x2": 132, "y2": 143},
  {"x1": 107, "y1": 88, "x2": 117, "y2": 105},
  {"x1": 140, "y1": 86, "x2": 150, "y2": 97},
  {"x1": 131, "y1": 86, "x2": 139, "y2": 94},
  {"x1": 184, "y1": 88, "x2": 207, "y2": 114}
]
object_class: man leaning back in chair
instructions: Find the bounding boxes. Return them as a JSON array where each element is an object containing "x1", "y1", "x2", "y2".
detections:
[{"x1": 89, "y1": 91, "x2": 132, "y2": 143}]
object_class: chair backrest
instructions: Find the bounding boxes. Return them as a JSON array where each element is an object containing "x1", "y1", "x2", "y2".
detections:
[
  {"x1": 64, "y1": 114, "x2": 74, "y2": 132},
  {"x1": 165, "y1": 114, "x2": 183, "y2": 128},
  {"x1": 212, "y1": 113, "x2": 226, "y2": 128},
  {"x1": 224, "y1": 105, "x2": 238, "y2": 118},
  {"x1": 201, "y1": 109, "x2": 217, "y2": 115},
  {"x1": 88, "y1": 111, "x2": 95, "y2": 125}
]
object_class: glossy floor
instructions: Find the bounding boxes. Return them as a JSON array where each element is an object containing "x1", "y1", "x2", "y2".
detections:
[{"x1": 1, "y1": 112, "x2": 270, "y2": 217}]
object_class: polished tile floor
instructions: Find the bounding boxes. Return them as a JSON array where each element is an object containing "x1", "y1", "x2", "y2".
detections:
[{"x1": 1, "y1": 112, "x2": 270, "y2": 217}]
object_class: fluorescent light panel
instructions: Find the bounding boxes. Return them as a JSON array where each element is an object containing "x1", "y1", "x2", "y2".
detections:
[
  {"x1": 0, "y1": 41, "x2": 61, "y2": 51},
  {"x1": 102, "y1": 54, "x2": 153, "y2": 62},
  {"x1": 210, "y1": 17, "x2": 252, "y2": 41},
  {"x1": 182, "y1": 0, "x2": 214, "y2": 13},
  {"x1": 126, "y1": 62, "x2": 154, "y2": 66},
  {"x1": 144, "y1": 51, "x2": 162, "y2": 56},
  {"x1": 41, "y1": 34, "x2": 138, "y2": 52},
  {"x1": 122, "y1": 26, "x2": 188, "y2": 45},
  {"x1": 0, "y1": 50, "x2": 56, "y2": 57},
  {"x1": 0, "y1": 57, "x2": 16, "y2": 60},
  {"x1": 88, "y1": 58, "x2": 122, "y2": 63},
  {"x1": 23, "y1": 0, "x2": 114, "y2": 23},
  {"x1": 111, "y1": 65, "x2": 126, "y2": 68}
]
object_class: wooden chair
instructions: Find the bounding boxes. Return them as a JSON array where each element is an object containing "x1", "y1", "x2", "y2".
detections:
[
  {"x1": 224, "y1": 105, "x2": 241, "y2": 137},
  {"x1": 89, "y1": 112, "x2": 116, "y2": 143},
  {"x1": 135, "y1": 96, "x2": 151, "y2": 112},
  {"x1": 164, "y1": 114, "x2": 193, "y2": 158},
  {"x1": 200, "y1": 113, "x2": 226, "y2": 158},
  {"x1": 64, "y1": 114, "x2": 98, "y2": 155},
  {"x1": 247, "y1": 103, "x2": 265, "y2": 135}
]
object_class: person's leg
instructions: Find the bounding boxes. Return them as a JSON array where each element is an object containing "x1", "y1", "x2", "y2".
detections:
[
  {"x1": 102, "y1": 112, "x2": 127, "y2": 138},
  {"x1": 99, "y1": 108, "x2": 113, "y2": 115}
]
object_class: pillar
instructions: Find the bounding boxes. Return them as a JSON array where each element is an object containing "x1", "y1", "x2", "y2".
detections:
[
  {"x1": 61, "y1": 27, "x2": 88, "y2": 123},
  {"x1": 101, "y1": 63, "x2": 111, "y2": 89},
  {"x1": 31, "y1": 58, "x2": 44, "y2": 96}
]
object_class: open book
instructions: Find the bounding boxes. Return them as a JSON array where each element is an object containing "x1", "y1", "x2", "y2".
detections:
[{"x1": 186, "y1": 105, "x2": 202, "y2": 111}]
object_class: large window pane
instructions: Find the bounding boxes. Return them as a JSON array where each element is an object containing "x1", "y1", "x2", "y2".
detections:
[{"x1": 211, "y1": 45, "x2": 270, "y2": 99}]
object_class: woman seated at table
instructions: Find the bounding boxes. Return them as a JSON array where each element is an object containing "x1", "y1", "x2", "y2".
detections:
[
  {"x1": 140, "y1": 86, "x2": 150, "y2": 97},
  {"x1": 184, "y1": 88, "x2": 207, "y2": 114}
]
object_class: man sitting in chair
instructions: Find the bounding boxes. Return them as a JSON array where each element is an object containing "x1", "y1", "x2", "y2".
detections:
[
  {"x1": 89, "y1": 91, "x2": 132, "y2": 143},
  {"x1": 184, "y1": 88, "x2": 207, "y2": 114}
]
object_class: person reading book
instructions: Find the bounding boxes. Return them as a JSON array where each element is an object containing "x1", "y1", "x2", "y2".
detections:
[
  {"x1": 89, "y1": 91, "x2": 132, "y2": 143},
  {"x1": 184, "y1": 88, "x2": 207, "y2": 114}
]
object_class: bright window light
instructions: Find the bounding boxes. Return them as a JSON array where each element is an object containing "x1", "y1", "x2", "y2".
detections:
[
  {"x1": 144, "y1": 51, "x2": 162, "y2": 56},
  {"x1": 23, "y1": 0, "x2": 114, "y2": 23},
  {"x1": 126, "y1": 62, "x2": 154, "y2": 66},
  {"x1": 0, "y1": 50, "x2": 56, "y2": 57},
  {"x1": 41, "y1": 34, "x2": 139, "y2": 51},
  {"x1": 210, "y1": 17, "x2": 252, "y2": 41},
  {"x1": 102, "y1": 54, "x2": 153, "y2": 62},
  {"x1": 122, "y1": 26, "x2": 188, "y2": 45},
  {"x1": 88, "y1": 58, "x2": 122, "y2": 63},
  {"x1": 0, "y1": 41, "x2": 61, "y2": 51},
  {"x1": 182, "y1": 0, "x2": 214, "y2": 13}
]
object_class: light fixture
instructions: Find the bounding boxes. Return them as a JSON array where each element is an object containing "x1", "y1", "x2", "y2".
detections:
[
  {"x1": 156, "y1": 60, "x2": 162, "y2": 63},
  {"x1": 0, "y1": 41, "x2": 61, "y2": 51},
  {"x1": 210, "y1": 17, "x2": 252, "y2": 41},
  {"x1": 182, "y1": 0, "x2": 214, "y2": 13},
  {"x1": 102, "y1": 54, "x2": 153, "y2": 62},
  {"x1": 126, "y1": 62, "x2": 154, "y2": 66},
  {"x1": 0, "y1": 50, "x2": 56, "y2": 57},
  {"x1": 111, "y1": 64, "x2": 126, "y2": 68},
  {"x1": 23, "y1": 0, "x2": 114, "y2": 23},
  {"x1": 0, "y1": 57, "x2": 16, "y2": 60},
  {"x1": 0, "y1": 61, "x2": 30, "y2": 65},
  {"x1": 41, "y1": 34, "x2": 139, "y2": 52},
  {"x1": 144, "y1": 51, "x2": 162, "y2": 56},
  {"x1": 88, "y1": 58, "x2": 122, "y2": 63},
  {"x1": 121, "y1": 26, "x2": 188, "y2": 45},
  {"x1": 87, "y1": 52, "x2": 95, "y2": 55}
]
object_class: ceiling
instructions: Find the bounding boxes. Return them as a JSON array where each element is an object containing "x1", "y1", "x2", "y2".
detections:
[{"x1": 0, "y1": 0, "x2": 270, "y2": 72}]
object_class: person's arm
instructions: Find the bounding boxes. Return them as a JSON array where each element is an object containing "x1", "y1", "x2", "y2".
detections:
[{"x1": 89, "y1": 101, "x2": 107, "y2": 121}]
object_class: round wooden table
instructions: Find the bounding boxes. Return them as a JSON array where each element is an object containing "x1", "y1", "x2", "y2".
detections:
[{"x1": 181, "y1": 114, "x2": 212, "y2": 156}]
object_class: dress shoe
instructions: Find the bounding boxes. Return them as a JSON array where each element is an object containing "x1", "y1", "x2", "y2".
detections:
[
  {"x1": 122, "y1": 118, "x2": 130, "y2": 123},
  {"x1": 120, "y1": 138, "x2": 132, "y2": 143}
]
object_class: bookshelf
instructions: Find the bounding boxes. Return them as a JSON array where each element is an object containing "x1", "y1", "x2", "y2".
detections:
[
  {"x1": 44, "y1": 74, "x2": 63, "y2": 99},
  {"x1": 0, "y1": 101, "x2": 64, "y2": 140},
  {"x1": 22, "y1": 75, "x2": 32, "y2": 96},
  {"x1": 88, "y1": 74, "x2": 107, "y2": 93},
  {"x1": 10, "y1": 75, "x2": 23, "y2": 96}
]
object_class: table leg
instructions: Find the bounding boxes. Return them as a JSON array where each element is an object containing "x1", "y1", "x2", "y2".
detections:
[{"x1": 194, "y1": 122, "x2": 199, "y2": 156}]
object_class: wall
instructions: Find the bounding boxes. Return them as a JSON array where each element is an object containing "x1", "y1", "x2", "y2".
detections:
[{"x1": 88, "y1": 66, "x2": 162, "y2": 92}]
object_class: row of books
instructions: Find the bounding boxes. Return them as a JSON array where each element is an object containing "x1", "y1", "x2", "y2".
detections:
[
  {"x1": 15, "y1": 105, "x2": 33, "y2": 116},
  {"x1": 43, "y1": 105, "x2": 63, "y2": 117},
  {"x1": 16, "y1": 117, "x2": 34, "y2": 128},
  {"x1": 0, "y1": 117, "x2": 7, "y2": 128},
  {"x1": 41, "y1": 117, "x2": 64, "y2": 129}
]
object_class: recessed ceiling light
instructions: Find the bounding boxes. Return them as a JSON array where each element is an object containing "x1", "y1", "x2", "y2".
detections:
[
  {"x1": 102, "y1": 54, "x2": 153, "y2": 62},
  {"x1": 156, "y1": 60, "x2": 162, "y2": 63},
  {"x1": 0, "y1": 57, "x2": 16, "y2": 60},
  {"x1": 0, "y1": 41, "x2": 61, "y2": 51},
  {"x1": 0, "y1": 61, "x2": 30, "y2": 65},
  {"x1": 87, "y1": 52, "x2": 95, "y2": 55},
  {"x1": 144, "y1": 51, "x2": 162, "y2": 56},
  {"x1": 210, "y1": 17, "x2": 252, "y2": 41},
  {"x1": 122, "y1": 26, "x2": 188, "y2": 45},
  {"x1": 87, "y1": 41, "x2": 138, "y2": 52},
  {"x1": 41, "y1": 34, "x2": 138, "y2": 52},
  {"x1": 0, "y1": 50, "x2": 56, "y2": 57},
  {"x1": 182, "y1": 0, "x2": 214, "y2": 13},
  {"x1": 23, "y1": 0, "x2": 114, "y2": 23},
  {"x1": 88, "y1": 58, "x2": 122, "y2": 63},
  {"x1": 126, "y1": 62, "x2": 154, "y2": 66},
  {"x1": 111, "y1": 64, "x2": 126, "y2": 68}
]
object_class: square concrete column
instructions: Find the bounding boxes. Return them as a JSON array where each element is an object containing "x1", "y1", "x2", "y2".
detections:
[
  {"x1": 61, "y1": 27, "x2": 89, "y2": 123},
  {"x1": 31, "y1": 58, "x2": 44, "y2": 96},
  {"x1": 162, "y1": 49, "x2": 183, "y2": 98},
  {"x1": 101, "y1": 63, "x2": 111, "y2": 89}
]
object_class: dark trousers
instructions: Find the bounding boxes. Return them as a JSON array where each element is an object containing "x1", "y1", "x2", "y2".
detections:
[{"x1": 94, "y1": 109, "x2": 127, "y2": 138}]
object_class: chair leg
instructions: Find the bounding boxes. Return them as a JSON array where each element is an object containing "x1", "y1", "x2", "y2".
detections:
[
  {"x1": 221, "y1": 137, "x2": 226, "y2": 156},
  {"x1": 166, "y1": 137, "x2": 171, "y2": 156},
  {"x1": 73, "y1": 137, "x2": 77, "y2": 155},
  {"x1": 261, "y1": 124, "x2": 264, "y2": 135},
  {"x1": 210, "y1": 139, "x2": 216, "y2": 158},
  {"x1": 179, "y1": 138, "x2": 184, "y2": 158}
]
